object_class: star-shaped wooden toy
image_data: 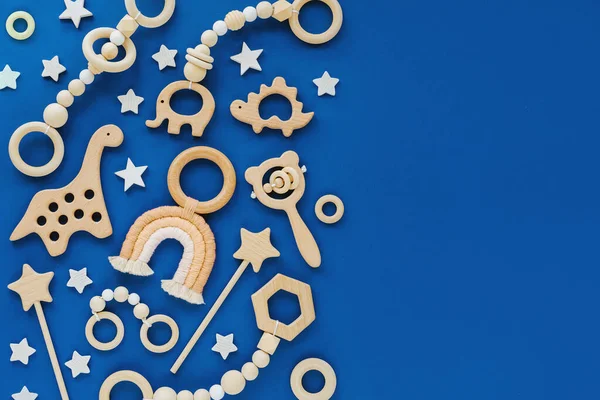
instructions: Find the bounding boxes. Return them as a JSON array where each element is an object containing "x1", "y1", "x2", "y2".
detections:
[{"x1": 234, "y1": 228, "x2": 280, "y2": 272}]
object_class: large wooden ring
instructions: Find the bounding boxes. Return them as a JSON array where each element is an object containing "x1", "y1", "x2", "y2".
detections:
[
  {"x1": 8, "y1": 121, "x2": 65, "y2": 177},
  {"x1": 290, "y1": 358, "x2": 337, "y2": 400},
  {"x1": 289, "y1": 0, "x2": 343, "y2": 45},
  {"x1": 85, "y1": 311, "x2": 125, "y2": 351},
  {"x1": 99, "y1": 370, "x2": 154, "y2": 400},
  {"x1": 168, "y1": 147, "x2": 236, "y2": 214},
  {"x1": 125, "y1": 0, "x2": 176, "y2": 28},
  {"x1": 140, "y1": 314, "x2": 179, "y2": 353},
  {"x1": 315, "y1": 194, "x2": 344, "y2": 224},
  {"x1": 82, "y1": 28, "x2": 137, "y2": 73}
]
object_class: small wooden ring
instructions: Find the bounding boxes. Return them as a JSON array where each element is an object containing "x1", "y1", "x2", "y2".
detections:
[
  {"x1": 99, "y1": 370, "x2": 154, "y2": 400},
  {"x1": 6, "y1": 11, "x2": 35, "y2": 40},
  {"x1": 82, "y1": 28, "x2": 137, "y2": 73},
  {"x1": 85, "y1": 311, "x2": 125, "y2": 351},
  {"x1": 140, "y1": 314, "x2": 179, "y2": 353},
  {"x1": 167, "y1": 146, "x2": 236, "y2": 214},
  {"x1": 8, "y1": 121, "x2": 65, "y2": 177},
  {"x1": 125, "y1": 0, "x2": 176, "y2": 28},
  {"x1": 315, "y1": 195, "x2": 344, "y2": 224},
  {"x1": 289, "y1": 0, "x2": 343, "y2": 45},
  {"x1": 282, "y1": 166, "x2": 300, "y2": 189},
  {"x1": 187, "y1": 47, "x2": 215, "y2": 64},
  {"x1": 185, "y1": 54, "x2": 213, "y2": 70},
  {"x1": 270, "y1": 170, "x2": 292, "y2": 194},
  {"x1": 291, "y1": 358, "x2": 337, "y2": 400}
]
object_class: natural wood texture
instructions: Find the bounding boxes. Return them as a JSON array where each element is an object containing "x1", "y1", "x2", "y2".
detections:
[
  {"x1": 140, "y1": 314, "x2": 179, "y2": 353},
  {"x1": 8, "y1": 265, "x2": 70, "y2": 400},
  {"x1": 230, "y1": 77, "x2": 314, "y2": 137},
  {"x1": 289, "y1": 0, "x2": 343, "y2": 45},
  {"x1": 245, "y1": 151, "x2": 321, "y2": 267},
  {"x1": 146, "y1": 80, "x2": 215, "y2": 137},
  {"x1": 11, "y1": 125, "x2": 123, "y2": 256},
  {"x1": 99, "y1": 370, "x2": 153, "y2": 400},
  {"x1": 9, "y1": 121, "x2": 65, "y2": 177},
  {"x1": 224, "y1": 10, "x2": 245, "y2": 31},
  {"x1": 85, "y1": 311, "x2": 125, "y2": 351},
  {"x1": 82, "y1": 28, "x2": 137, "y2": 73},
  {"x1": 251, "y1": 274, "x2": 316, "y2": 341},
  {"x1": 167, "y1": 146, "x2": 236, "y2": 214},
  {"x1": 124, "y1": 0, "x2": 176, "y2": 28},
  {"x1": 273, "y1": 0, "x2": 293, "y2": 22},
  {"x1": 116, "y1": 15, "x2": 139, "y2": 37},
  {"x1": 257, "y1": 332, "x2": 280, "y2": 355},
  {"x1": 315, "y1": 194, "x2": 345, "y2": 224},
  {"x1": 290, "y1": 358, "x2": 337, "y2": 400},
  {"x1": 170, "y1": 228, "x2": 280, "y2": 374},
  {"x1": 221, "y1": 370, "x2": 246, "y2": 395}
]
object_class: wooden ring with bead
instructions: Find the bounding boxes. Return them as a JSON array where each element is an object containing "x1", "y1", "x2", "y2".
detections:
[
  {"x1": 289, "y1": 0, "x2": 343, "y2": 45},
  {"x1": 167, "y1": 146, "x2": 236, "y2": 214},
  {"x1": 283, "y1": 166, "x2": 301, "y2": 189},
  {"x1": 315, "y1": 195, "x2": 344, "y2": 224},
  {"x1": 270, "y1": 170, "x2": 292, "y2": 194},
  {"x1": 139, "y1": 314, "x2": 180, "y2": 353},
  {"x1": 8, "y1": 121, "x2": 65, "y2": 177},
  {"x1": 125, "y1": 0, "x2": 176, "y2": 28},
  {"x1": 290, "y1": 358, "x2": 337, "y2": 400},
  {"x1": 85, "y1": 311, "x2": 125, "y2": 351},
  {"x1": 82, "y1": 28, "x2": 137, "y2": 73},
  {"x1": 99, "y1": 370, "x2": 154, "y2": 400},
  {"x1": 6, "y1": 11, "x2": 35, "y2": 40}
]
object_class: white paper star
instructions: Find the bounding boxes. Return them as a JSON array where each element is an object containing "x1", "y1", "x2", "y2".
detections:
[
  {"x1": 313, "y1": 71, "x2": 339, "y2": 96},
  {"x1": 115, "y1": 158, "x2": 147, "y2": 191},
  {"x1": 65, "y1": 351, "x2": 91, "y2": 378},
  {"x1": 212, "y1": 333, "x2": 238, "y2": 360},
  {"x1": 118, "y1": 89, "x2": 144, "y2": 114},
  {"x1": 41, "y1": 56, "x2": 66, "y2": 82},
  {"x1": 10, "y1": 338, "x2": 36, "y2": 365},
  {"x1": 66, "y1": 268, "x2": 92, "y2": 294},
  {"x1": 152, "y1": 45, "x2": 178, "y2": 70},
  {"x1": 0, "y1": 65, "x2": 21, "y2": 90},
  {"x1": 230, "y1": 42, "x2": 263, "y2": 75},
  {"x1": 12, "y1": 387, "x2": 38, "y2": 400},
  {"x1": 59, "y1": 0, "x2": 93, "y2": 29}
]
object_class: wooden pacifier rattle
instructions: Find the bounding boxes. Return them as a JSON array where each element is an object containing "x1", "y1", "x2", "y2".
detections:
[
  {"x1": 110, "y1": 146, "x2": 236, "y2": 304},
  {"x1": 246, "y1": 150, "x2": 321, "y2": 268}
]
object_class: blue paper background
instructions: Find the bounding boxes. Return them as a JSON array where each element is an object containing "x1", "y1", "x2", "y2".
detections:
[{"x1": 1, "y1": 0, "x2": 599, "y2": 398}]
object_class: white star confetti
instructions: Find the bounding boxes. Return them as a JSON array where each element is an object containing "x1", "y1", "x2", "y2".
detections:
[
  {"x1": 0, "y1": 65, "x2": 21, "y2": 90},
  {"x1": 10, "y1": 338, "x2": 36, "y2": 365},
  {"x1": 313, "y1": 71, "x2": 339, "y2": 96},
  {"x1": 59, "y1": 0, "x2": 92, "y2": 29},
  {"x1": 12, "y1": 387, "x2": 38, "y2": 400},
  {"x1": 152, "y1": 45, "x2": 178, "y2": 70},
  {"x1": 41, "y1": 56, "x2": 66, "y2": 82},
  {"x1": 66, "y1": 268, "x2": 92, "y2": 294},
  {"x1": 115, "y1": 158, "x2": 147, "y2": 191},
  {"x1": 230, "y1": 42, "x2": 263, "y2": 75},
  {"x1": 212, "y1": 333, "x2": 238, "y2": 360},
  {"x1": 65, "y1": 351, "x2": 91, "y2": 378},
  {"x1": 118, "y1": 89, "x2": 144, "y2": 114}
]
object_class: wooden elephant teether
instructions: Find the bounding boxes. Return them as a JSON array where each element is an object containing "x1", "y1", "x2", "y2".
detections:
[
  {"x1": 230, "y1": 77, "x2": 314, "y2": 138},
  {"x1": 146, "y1": 80, "x2": 215, "y2": 137},
  {"x1": 11, "y1": 125, "x2": 123, "y2": 257}
]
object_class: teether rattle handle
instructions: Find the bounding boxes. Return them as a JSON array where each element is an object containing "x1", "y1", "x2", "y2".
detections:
[
  {"x1": 36, "y1": 303, "x2": 70, "y2": 400},
  {"x1": 287, "y1": 208, "x2": 321, "y2": 268}
]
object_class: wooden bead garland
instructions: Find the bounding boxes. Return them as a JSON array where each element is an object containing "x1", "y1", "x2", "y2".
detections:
[{"x1": 7, "y1": 0, "x2": 175, "y2": 178}]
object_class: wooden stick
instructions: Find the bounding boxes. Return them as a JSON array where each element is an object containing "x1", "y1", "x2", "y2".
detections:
[{"x1": 35, "y1": 303, "x2": 69, "y2": 400}]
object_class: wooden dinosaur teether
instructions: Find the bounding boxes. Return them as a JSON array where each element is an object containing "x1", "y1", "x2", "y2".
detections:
[
  {"x1": 10, "y1": 125, "x2": 123, "y2": 257},
  {"x1": 246, "y1": 151, "x2": 321, "y2": 268},
  {"x1": 230, "y1": 77, "x2": 314, "y2": 137}
]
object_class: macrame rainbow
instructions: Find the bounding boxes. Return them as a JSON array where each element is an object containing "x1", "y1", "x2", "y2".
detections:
[{"x1": 109, "y1": 205, "x2": 215, "y2": 305}]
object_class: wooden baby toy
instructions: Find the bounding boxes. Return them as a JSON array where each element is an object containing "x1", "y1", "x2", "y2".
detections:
[
  {"x1": 11, "y1": 125, "x2": 123, "y2": 257},
  {"x1": 245, "y1": 150, "x2": 321, "y2": 268}
]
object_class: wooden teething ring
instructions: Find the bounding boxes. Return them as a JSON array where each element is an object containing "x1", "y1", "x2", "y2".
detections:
[
  {"x1": 99, "y1": 370, "x2": 154, "y2": 400},
  {"x1": 8, "y1": 121, "x2": 65, "y2": 177},
  {"x1": 289, "y1": 0, "x2": 343, "y2": 45},
  {"x1": 290, "y1": 358, "x2": 337, "y2": 400},
  {"x1": 125, "y1": 0, "x2": 176, "y2": 28},
  {"x1": 168, "y1": 146, "x2": 236, "y2": 214},
  {"x1": 82, "y1": 28, "x2": 137, "y2": 73},
  {"x1": 315, "y1": 194, "x2": 344, "y2": 224},
  {"x1": 85, "y1": 311, "x2": 125, "y2": 351},
  {"x1": 140, "y1": 314, "x2": 180, "y2": 353},
  {"x1": 6, "y1": 11, "x2": 35, "y2": 40}
]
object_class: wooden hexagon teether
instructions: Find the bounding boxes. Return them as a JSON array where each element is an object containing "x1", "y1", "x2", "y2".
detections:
[
  {"x1": 230, "y1": 77, "x2": 314, "y2": 137},
  {"x1": 10, "y1": 125, "x2": 123, "y2": 257}
]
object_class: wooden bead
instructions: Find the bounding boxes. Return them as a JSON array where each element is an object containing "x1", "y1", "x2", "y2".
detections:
[
  {"x1": 113, "y1": 286, "x2": 129, "y2": 302},
  {"x1": 154, "y1": 387, "x2": 177, "y2": 400},
  {"x1": 225, "y1": 10, "x2": 245, "y2": 31},
  {"x1": 244, "y1": 6, "x2": 258, "y2": 22},
  {"x1": 43, "y1": 103, "x2": 69, "y2": 128},
  {"x1": 110, "y1": 30, "x2": 125, "y2": 45},
  {"x1": 133, "y1": 303, "x2": 150, "y2": 319},
  {"x1": 252, "y1": 350, "x2": 270, "y2": 368},
  {"x1": 201, "y1": 30, "x2": 218, "y2": 47},
  {"x1": 127, "y1": 293, "x2": 140, "y2": 305},
  {"x1": 177, "y1": 390, "x2": 194, "y2": 400},
  {"x1": 257, "y1": 332, "x2": 280, "y2": 355},
  {"x1": 79, "y1": 69, "x2": 95, "y2": 85},
  {"x1": 213, "y1": 20, "x2": 227, "y2": 36},
  {"x1": 256, "y1": 1, "x2": 273, "y2": 19},
  {"x1": 56, "y1": 90, "x2": 74, "y2": 108},
  {"x1": 221, "y1": 370, "x2": 246, "y2": 395},
  {"x1": 90, "y1": 296, "x2": 105, "y2": 312},
  {"x1": 209, "y1": 385, "x2": 224, "y2": 400},
  {"x1": 68, "y1": 79, "x2": 85, "y2": 96},
  {"x1": 101, "y1": 42, "x2": 119, "y2": 60},
  {"x1": 183, "y1": 63, "x2": 207, "y2": 83},
  {"x1": 117, "y1": 15, "x2": 139, "y2": 37},
  {"x1": 273, "y1": 0, "x2": 293, "y2": 22},
  {"x1": 193, "y1": 389, "x2": 210, "y2": 400},
  {"x1": 242, "y1": 362, "x2": 259, "y2": 381}
]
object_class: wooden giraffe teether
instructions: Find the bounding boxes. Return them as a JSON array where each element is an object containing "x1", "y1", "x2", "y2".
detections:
[
  {"x1": 245, "y1": 151, "x2": 321, "y2": 268},
  {"x1": 11, "y1": 125, "x2": 123, "y2": 257},
  {"x1": 230, "y1": 77, "x2": 314, "y2": 137}
]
